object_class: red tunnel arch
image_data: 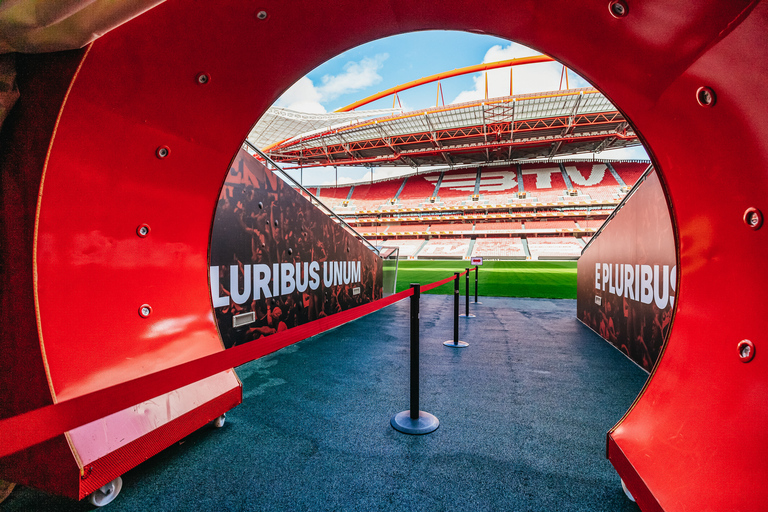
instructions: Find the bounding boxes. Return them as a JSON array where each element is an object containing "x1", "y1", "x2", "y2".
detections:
[{"x1": 3, "y1": 1, "x2": 766, "y2": 510}]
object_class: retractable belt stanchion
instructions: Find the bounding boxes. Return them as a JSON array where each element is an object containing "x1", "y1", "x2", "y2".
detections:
[
  {"x1": 460, "y1": 267, "x2": 475, "y2": 318},
  {"x1": 473, "y1": 266, "x2": 481, "y2": 304},
  {"x1": 391, "y1": 283, "x2": 439, "y2": 435},
  {"x1": 444, "y1": 272, "x2": 468, "y2": 348}
]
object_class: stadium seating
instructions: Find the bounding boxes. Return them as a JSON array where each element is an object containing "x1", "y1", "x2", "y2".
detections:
[
  {"x1": 307, "y1": 160, "x2": 646, "y2": 260},
  {"x1": 526, "y1": 237, "x2": 584, "y2": 259},
  {"x1": 369, "y1": 239, "x2": 426, "y2": 258},
  {"x1": 474, "y1": 221, "x2": 523, "y2": 233},
  {"x1": 520, "y1": 163, "x2": 569, "y2": 203},
  {"x1": 351, "y1": 179, "x2": 404, "y2": 211},
  {"x1": 576, "y1": 217, "x2": 606, "y2": 229},
  {"x1": 427, "y1": 168, "x2": 477, "y2": 206},
  {"x1": 471, "y1": 238, "x2": 526, "y2": 259},
  {"x1": 562, "y1": 162, "x2": 621, "y2": 201},
  {"x1": 524, "y1": 219, "x2": 579, "y2": 231},
  {"x1": 476, "y1": 166, "x2": 519, "y2": 201},
  {"x1": 611, "y1": 161, "x2": 649, "y2": 188},
  {"x1": 417, "y1": 238, "x2": 471, "y2": 259},
  {"x1": 429, "y1": 222, "x2": 474, "y2": 233},
  {"x1": 396, "y1": 174, "x2": 437, "y2": 208},
  {"x1": 318, "y1": 185, "x2": 353, "y2": 209}
]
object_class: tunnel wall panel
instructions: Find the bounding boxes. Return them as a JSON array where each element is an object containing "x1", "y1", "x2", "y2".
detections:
[
  {"x1": 209, "y1": 149, "x2": 383, "y2": 348},
  {"x1": 577, "y1": 170, "x2": 676, "y2": 371}
]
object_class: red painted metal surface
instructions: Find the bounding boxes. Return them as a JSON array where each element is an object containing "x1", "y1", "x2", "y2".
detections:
[{"x1": 0, "y1": 0, "x2": 766, "y2": 509}]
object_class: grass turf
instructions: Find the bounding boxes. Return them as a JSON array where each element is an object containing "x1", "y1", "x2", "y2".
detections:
[{"x1": 393, "y1": 260, "x2": 577, "y2": 299}]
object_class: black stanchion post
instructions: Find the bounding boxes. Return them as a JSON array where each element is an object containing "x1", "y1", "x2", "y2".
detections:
[
  {"x1": 391, "y1": 284, "x2": 439, "y2": 434},
  {"x1": 409, "y1": 282, "x2": 420, "y2": 420},
  {"x1": 444, "y1": 273, "x2": 468, "y2": 347},
  {"x1": 474, "y1": 266, "x2": 481, "y2": 304},
  {"x1": 460, "y1": 268, "x2": 475, "y2": 318}
]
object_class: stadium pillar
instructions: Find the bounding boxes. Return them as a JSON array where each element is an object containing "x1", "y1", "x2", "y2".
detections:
[
  {"x1": 460, "y1": 268, "x2": 475, "y2": 318},
  {"x1": 444, "y1": 273, "x2": 468, "y2": 348},
  {"x1": 391, "y1": 284, "x2": 439, "y2": 435}
]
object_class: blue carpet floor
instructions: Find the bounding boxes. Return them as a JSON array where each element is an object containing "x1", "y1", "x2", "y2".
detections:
[{"x1": 2, "y1": 297, "x2": 644, "y2": 511}]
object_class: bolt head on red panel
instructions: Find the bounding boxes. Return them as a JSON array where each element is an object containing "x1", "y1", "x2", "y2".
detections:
[
  {"x1": 136, "y1": 223, "x2": 151, "y2": 237},
  {"x1": 609, "y1": 0, "x2": 629, "y2": 18},
  {"x1": 738, "y1": 340, "x2": 755, "y2": 363},
  {"x1": 696, "y1": 86, "x2": 716, "y2": 107},
  {"x1": 743, "y1": 207, "x2": 763, "y2": 230},
  {"x1": 156, "y1": 146, "x2": 170, "y2": 159},
  {"x1": 196, "y1": 73, "x2": 210, "y2": 84},
  {"x1": 139, "y1": 304, "x2": 152, "y2": 318}
]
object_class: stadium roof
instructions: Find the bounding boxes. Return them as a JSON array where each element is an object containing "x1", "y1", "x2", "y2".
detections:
[
  {"x1": 264, "y1": 87, "x2": 639, "y2": 168},
  {"x1": 247, "y1": 107, "x2": 399, "y2": 149}
]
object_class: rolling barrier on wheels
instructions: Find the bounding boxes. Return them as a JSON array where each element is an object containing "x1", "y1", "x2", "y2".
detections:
[{"x1": 0, "y1": 268, "x2": 477, "y2": 458}]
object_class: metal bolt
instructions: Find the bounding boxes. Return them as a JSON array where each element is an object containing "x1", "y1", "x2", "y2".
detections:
[
  {"x1": 257, "y1": 10, "x2": 268, "y2": 20},
  {"x1": 156, "y1": 146, "x2": 170, "y2": 158},
  {"x1": 274, "y1": 219, "x2": 279, "y2": 226},
  {"x1": 288, "y1": 248, "x2": 293, "y2": 255},
  {"x1": 738, "y1": 340, "x2": 755, "y2": 363},
  {"x1": 609, "y1": 0, "x2": 628, "y2": 18},
  {"x1": 258, "y1": 201, "x2": 263, "y2": 209},
  {"x1": 196, "y1": 73, "x2": 210, "y2": 84},
  {"x1": 137, "y1": 224, "x2": 150, "y2": 237},
  {"x1": 696, "y1": 86, "x2": 716, "y2": 107},
  {"x1": 744, "y1": 207, "x2": 763, "y2": 230},
  {"x1": 139, "y1": 304, "x2": 152, "y2": 318}
]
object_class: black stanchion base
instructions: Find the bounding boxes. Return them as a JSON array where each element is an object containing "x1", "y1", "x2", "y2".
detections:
[
  {"x1": 459, "y1": 313, "x2": 476, "y2": 318},
  {"x1": 473, "y1": 301, "x2": 483, "y2": 305},
  {"x1": 390, "y1": 410, "x2": 439, "y2": 435},
  {"x1": 443, "y1": 340, "x2": 469, "y2": 348}
]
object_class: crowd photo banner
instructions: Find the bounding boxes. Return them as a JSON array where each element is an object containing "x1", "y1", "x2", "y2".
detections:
[
  {"x1": 210, "y1": 149, "x2": 384, "y2": 348},
  {"x1": 577, "y1": 170, "x2": 677, "y2": 372}
]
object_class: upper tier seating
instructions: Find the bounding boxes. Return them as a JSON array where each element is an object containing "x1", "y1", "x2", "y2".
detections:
[
  {"x1": 317, "y1": 185, "x2": 352, "y2": 209},
  {"x1": 526, "y1": 237, "x2": 583, "y2": 259},
  {"x1": 610, "y1": 161, "x2": 649, "y2": 188},
  {"x1": 351, "y1": 179, "x2": 404, "y2": 211},
  {"x1": 396, "y1": 174, "x2": 437, "y2": 208},
  {"x1": 427, "y1": 168, "x2": 477, "y2": 206},
  {"x1": 476, "y1": 166, "x2": 519, "y2": 201},
  {"x1": 520, "y1": 163, "x2": 570, "y2": 203},
  {"x1": 312, "y1": 161, "x2": 647, "y2": 217},
  {"x1": 562, "y1": 162, "x2": 621, "y2": 201}
]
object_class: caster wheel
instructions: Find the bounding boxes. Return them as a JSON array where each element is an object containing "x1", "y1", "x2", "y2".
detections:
[
  {"x1": 88, "y1": 476, "x2": 122, "y2": 507},
  {"x1": 621, "y1": 479, "x2": 636, "y2": 502},
  {"x1": 0, "y1": 480, "x2": 16, "y2": 504},
  {"x1": 212, "y1": 413, "x2": 226, "y2": 428}
]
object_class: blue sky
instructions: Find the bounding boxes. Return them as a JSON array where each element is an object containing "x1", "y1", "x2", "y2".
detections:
[{"x1": 270, "y1": 31, "x2": 648, "y2": 185}]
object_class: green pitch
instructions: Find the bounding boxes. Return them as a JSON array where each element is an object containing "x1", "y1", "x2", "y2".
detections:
[{"x1": 393, "y1": 260, "x2": 577, "y2": 299}]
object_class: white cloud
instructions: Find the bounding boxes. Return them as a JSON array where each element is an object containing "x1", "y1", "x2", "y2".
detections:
[
  {"x1": 275, "y1": 76, "x2": 326, "y2": 113},
  {"x1": 318, "y1": 54, "x2": 388, "y2": 100},
  {"x1": 451, "y1": 42, "x2": 591, "y2": 104},
  {"x1": 275, "y1": 54, "x2": 389, "y2": 113}
]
